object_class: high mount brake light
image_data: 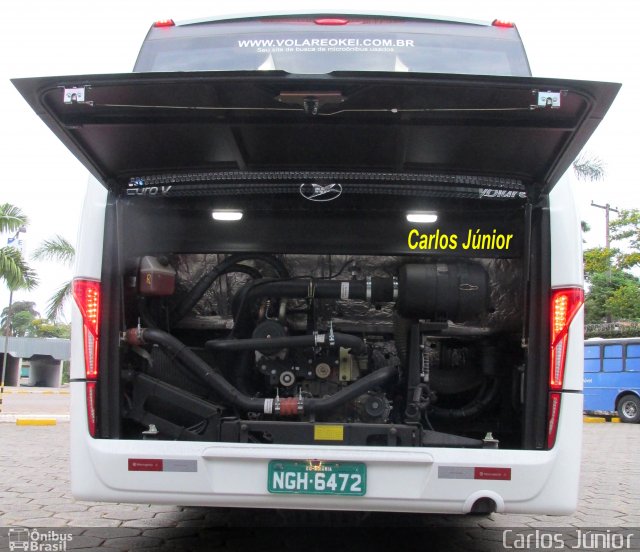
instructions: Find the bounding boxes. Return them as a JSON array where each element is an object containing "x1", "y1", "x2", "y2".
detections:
[
  {"x1": 315, "y1": 18, "x2": 349, "y2": 25},
  {"x1": 492, "y1": 19, "x2": 515, "y2": 28},
  {"x1": 154, "y1": 19, "x2": 175, "y2": 28}
]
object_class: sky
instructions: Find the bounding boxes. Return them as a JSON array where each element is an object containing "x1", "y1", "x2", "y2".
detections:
[{"x1": 1, "y1": 0, "x2": 638, "y2": 319}]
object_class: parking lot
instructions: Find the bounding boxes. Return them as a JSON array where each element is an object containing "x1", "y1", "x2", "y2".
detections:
[
  {"x1": 0, "y1": 390, "x2": 640, "y2": 551},
  {"x1": 0, "y1": 414, "x2": 638, "y2": 551}
]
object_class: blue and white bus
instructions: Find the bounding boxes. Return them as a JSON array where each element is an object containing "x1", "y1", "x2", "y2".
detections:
[{"x1": 584, "y1": 337, "x2": 640, "y2": 423}]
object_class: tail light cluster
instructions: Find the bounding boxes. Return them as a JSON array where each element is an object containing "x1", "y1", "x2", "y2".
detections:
[
  {"x1": 547, "y1": 287, "x2": 584, "y2": 448},
  {"x1": 72, "y1": 279, "x2": 101, "y2": 437}
]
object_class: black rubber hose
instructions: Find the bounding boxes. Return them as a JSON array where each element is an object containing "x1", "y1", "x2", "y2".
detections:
[
  {"x1": 428, "y1": 378, "x2": 500, "y2": 420},
  {"x1": 129, "y1": 328, "x2": 267, "y2": 412},
  {"x1": 304, "y1": 364, "x2": 397, "y2": 413},
  {"x1": 205, "y1": 332, "x2": 367, "y2": 355},
  {"x1": 225, "y1": 263, "x2": 264, "y2": 280},
  {"x1": 126, "y1": 328, "x2": 396, "y2": 415},
  {"x1": 172, "y1": 254, "x2": 289, "y2": 323}
]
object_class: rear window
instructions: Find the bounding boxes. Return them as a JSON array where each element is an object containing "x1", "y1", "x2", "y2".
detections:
[{"x1": 135, "y1": 18, "x2": 531, "y2": 76}]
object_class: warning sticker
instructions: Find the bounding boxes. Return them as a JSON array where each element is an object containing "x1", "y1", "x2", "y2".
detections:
[
  {"x1": 128, "y1": 458, "x2": 198, "y2": 472},
  {"x1": 438, "y1": 465, "x2": 511, "y2": 481}
]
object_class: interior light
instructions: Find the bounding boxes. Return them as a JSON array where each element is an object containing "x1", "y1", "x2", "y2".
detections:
[
  {"x1": 406, "y1": 212, "x2": 438, "y2": 224},
  {"x1": 212, "y1": 210, "x2": 243, "y2": 221}
]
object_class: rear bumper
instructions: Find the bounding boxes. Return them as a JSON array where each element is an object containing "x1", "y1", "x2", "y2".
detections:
[{"x1": 70, "y1": 384, "x2": 582, "y2": 514}]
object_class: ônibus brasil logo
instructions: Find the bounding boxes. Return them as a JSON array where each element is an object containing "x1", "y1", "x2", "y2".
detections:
[{"x1": 8, "y1": 528, "x2": 73, "y2": 551}]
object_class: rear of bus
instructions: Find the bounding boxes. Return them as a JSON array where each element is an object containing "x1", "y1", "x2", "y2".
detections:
[{"x1": 14, "y1": 12, "x2": 619, "y2": 514}]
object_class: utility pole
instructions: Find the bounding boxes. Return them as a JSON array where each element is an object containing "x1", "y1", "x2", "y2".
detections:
[
  {"x1": 590, "y1": 202, "x2": 620, "y2": 324},
  {"x1": 590, "y1": 201, "x2": 620, "y2": 249}
]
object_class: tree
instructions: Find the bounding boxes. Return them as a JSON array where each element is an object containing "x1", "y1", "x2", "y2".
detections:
[
  {"x1": 11, "y1": 311, "x2": 35, "y2": 337},
  {"x1": 1, "y1": 301, "x2": 40, "y2": 333},
  {"x1": 28, "y1": 318, "x2": 71, "y2": 339},
  {"x1": 0, "y1": 203, "x2": 38, "y2": 291},
  {"x1": 32, "y1": 235, "x2": 75, "y2": 321},
  {"x1": 583, "y1": 247, "x2": 618, "y2": 280},
  {"x1": 572, "y1": 154, "x2": 605, "y2": 182},
  {"x1": 605, "y1": 282, "x2": 640, "y2": 321},
  {"x1": 584, "y1": 271, "x2": 640, "y2": 324},
  {"x1": 609, "y1": 209, "x2": 640, "y2": 269}
]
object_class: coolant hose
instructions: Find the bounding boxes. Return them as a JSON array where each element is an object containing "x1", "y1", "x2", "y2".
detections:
[
  {"x1": 428, "y1": 378, "x2": 501, "y2": 420},
  {"x1": 171, "y1": 254, "x2": 289, "y2": 323},
  {"x1": 205, "y1": 332, "x2": 367, "y2": 355},
  {"x1": 125, "y1": 327, "x2": 396, "y2": 416}
]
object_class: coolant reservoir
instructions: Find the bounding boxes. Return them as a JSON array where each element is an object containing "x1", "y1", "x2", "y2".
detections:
[{"x1": 138, "y1": 256, "x2": 176, "y2": 296}]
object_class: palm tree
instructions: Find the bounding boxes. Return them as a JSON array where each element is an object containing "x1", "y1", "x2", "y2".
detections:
[
  {"x1": 32, "y1": 235, "x2": 75, "y2": 321},
  {"x1": 0, "y1": 203, "x2": 38, "y2": 290},
  {"x1": 572, "y1": 154, "x2": 605, "y2": 182}
]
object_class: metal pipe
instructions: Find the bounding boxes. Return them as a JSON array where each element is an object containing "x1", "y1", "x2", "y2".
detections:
[{"x1": 205, "y1": 332, "x2": 366, "y2": 355}]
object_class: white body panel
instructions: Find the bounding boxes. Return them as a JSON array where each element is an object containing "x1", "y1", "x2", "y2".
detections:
[
  {"x1": 70, "y1": 384, "x2": 582, "y2": 514},
  {"x1": 69, "y1": 173, "x2": 585, "y2": 514}
]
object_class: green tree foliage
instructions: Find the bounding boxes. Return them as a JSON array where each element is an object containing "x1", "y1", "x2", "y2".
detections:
[
  {"x1": 32, "y1": 235, "x2": 75, "y2": 321},
  {"x1": 11, "y1": 311, "x2": 35, "y2": 337},
  {"x1": 29, "y1": 318, "x2": 71, "y2": 338},
  {"x1": 1, "y1": 301, "x2": 39, "y2": 332},
  {"x1": 609, "y1": 209, "x2": 640, "y2": 269},
  {"x1": 0, "y1": 303, "x2": 70, "y2": 337},
  {"x1": 32, "y1": 235, "x2": 75, "y2": 266},
  {"x1": 582, "y1": 202, "x2": 640, "y2": 325},
  {"x1": 605, "y1": 282, "x2": 640, "y2": 320},
  {"x1": 0, "y1": 203, "x2": 38, "y2": 291},
  {"x1": 0, "y1": 246, "x2": 38, "y2": 291},
  {"x1": 583, "y1": 247, "x2": 618, "y2": 279},
  {"x1": 0, "y1": 203, "x2": 28, "y2": 233},
  {"x1": 584, "y1": 271, "x2": 640, "y2": 324}
]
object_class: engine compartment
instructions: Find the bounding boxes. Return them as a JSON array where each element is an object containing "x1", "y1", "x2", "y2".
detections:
[{"x1": 119, "y1": 251, "x2": 526, "y2": 448}]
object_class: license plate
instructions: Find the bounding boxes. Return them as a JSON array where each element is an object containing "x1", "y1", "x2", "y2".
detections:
[{"x1": 268, "y1": 460, "x2": 366, "y2": 496}]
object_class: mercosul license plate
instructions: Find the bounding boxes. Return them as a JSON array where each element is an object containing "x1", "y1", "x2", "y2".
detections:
[{"x1": 268, "y1": 460, "x2": 366, "y2": 496}]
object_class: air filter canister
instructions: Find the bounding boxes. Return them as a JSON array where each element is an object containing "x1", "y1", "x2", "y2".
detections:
[{"x1": 396, "y1": 263, "x2": 489, "y2": 322}]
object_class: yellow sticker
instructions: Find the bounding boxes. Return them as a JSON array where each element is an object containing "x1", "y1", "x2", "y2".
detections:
[{"x1": 314, "y1": 425, "x2": 344, "y2": 441}]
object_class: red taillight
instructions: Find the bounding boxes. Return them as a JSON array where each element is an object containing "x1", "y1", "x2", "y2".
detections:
[
  {"x1": 492, "y1": 19, "x2": 515, "y2": 28},
  {"x1": 547, "y1": 392, "x2": 562, "y2": 448},
  {"x1": 72, "y1": 279, "x2": 101, "y2": 380},
  {"x1": 153, "y1": 19, "x2": 175, "y2": 28},
  {"x1": 549, "y1": 288, "x2": 584, "y2": 391},
  {"x1": 86, "y1": 381, "x2": 97, "y2": 437},
  {"x1": 315, "y1": 18, "x2": 349, "y2": 25}
]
